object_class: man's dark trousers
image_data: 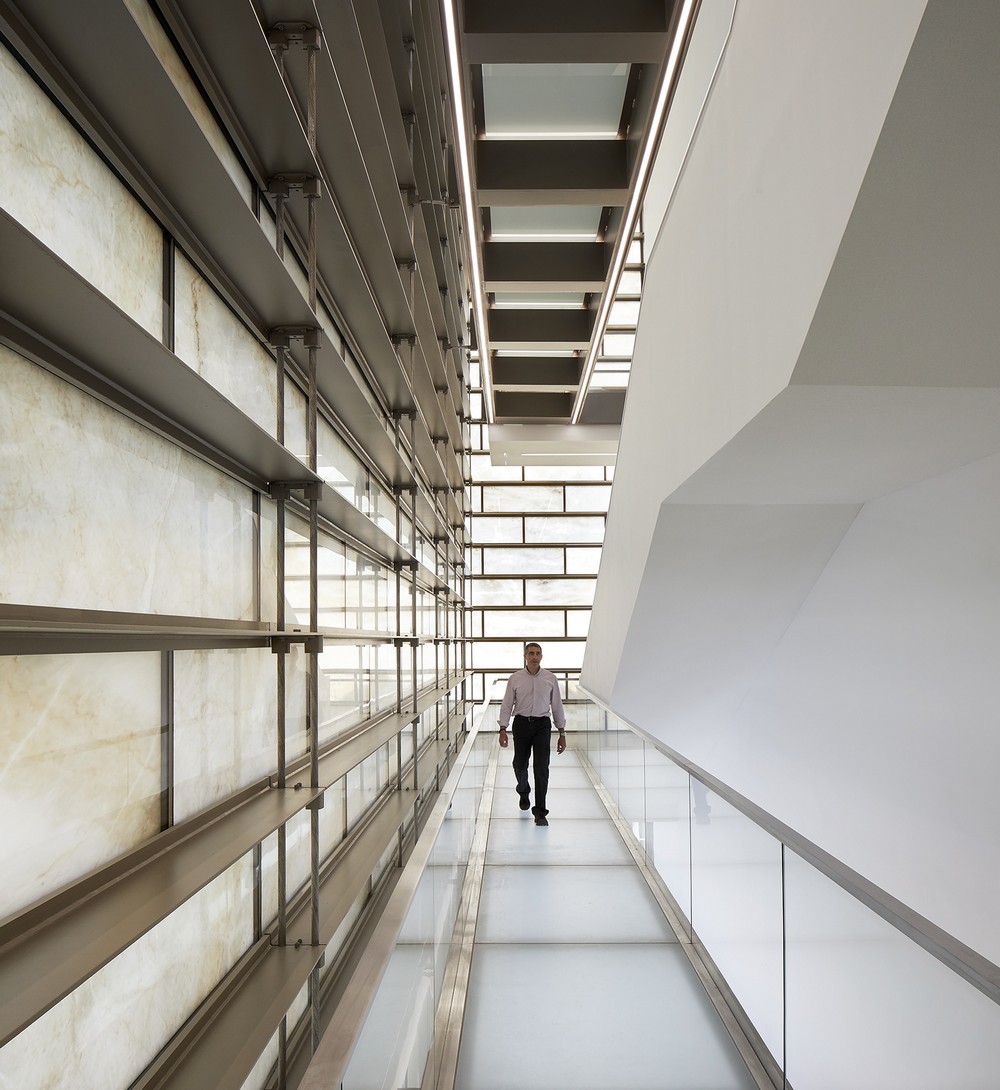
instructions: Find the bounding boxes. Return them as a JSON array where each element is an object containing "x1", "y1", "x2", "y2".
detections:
[{"x1": 512, "y1": 714, "x2": 551, "y2": 814}]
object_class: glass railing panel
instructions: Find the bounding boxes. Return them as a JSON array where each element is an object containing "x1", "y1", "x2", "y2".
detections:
[
  {"x1": 688, "y1": 778, "x2": 784, "y2": 1066},
  {"x1": 784, "y1": 850, "x2": 1000, "y2": 1088},
  {"x1": 640, "y1": 744, "x2": 693, "y2": 927},
  {"x1": 339, "y1": 725, "x2": 491, "y2": 1090},
  {"x1": 611, "y1": 730, "x2": 646, "y2": 829}
]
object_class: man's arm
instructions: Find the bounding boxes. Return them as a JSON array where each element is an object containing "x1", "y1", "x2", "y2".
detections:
[
  {"x1": 549, "y1": 673, "x2": 568, "y2": 752},
  {"x1": 497, "y1": 672, "x2": 517, "y2": 748}
]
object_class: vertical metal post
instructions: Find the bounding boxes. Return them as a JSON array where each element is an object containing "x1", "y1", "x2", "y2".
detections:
[
  {"x1": 252, "y1": 490, "x2": 261, "y2": 622},
  {"x1": 275, "y1": 191, "x2": 287, "y2": 261},
  {"x1": 159, "y1": 650, "x2": 174, "y2": 833},
  {"x1": 306, "y1": 341, "x2": 322, "y2": 1053}
]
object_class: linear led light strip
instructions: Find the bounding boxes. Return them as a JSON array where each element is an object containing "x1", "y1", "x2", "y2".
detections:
[
  {"x1": 570, "y1": 0, "x2": 699, "y2": 425},
  {"x1": 441, "y1": 0, "x2": 495, "y2": 424}
]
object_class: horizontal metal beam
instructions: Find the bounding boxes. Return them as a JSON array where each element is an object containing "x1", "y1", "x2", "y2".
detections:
[
  {"x1": 494, "y1": 391, "x2": 575, "y2": 421},
  {"x1": 491, "y1": 355, "x2": 583, "y2": 390},
  {"x1": 476, "y1": 141, "x2": 629, "y2": 206},
  {"x1": 488, "y1": 308, "x2": 595, "y2": 350},
  {"x1": 462, "y1": 0, "x2": 670, "y2": 62},
  {"x1": 483, "y1": 242, "x2": 610, "y2": 291}
]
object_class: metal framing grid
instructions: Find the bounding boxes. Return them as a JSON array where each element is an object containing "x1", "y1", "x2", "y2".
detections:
[{"x1": 0, "y1": 0, "x2": 476, "y2": 1085}]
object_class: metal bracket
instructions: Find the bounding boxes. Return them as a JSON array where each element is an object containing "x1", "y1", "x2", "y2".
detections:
[
  {"x1": 266, "y1": 173, "x2": 322, "y2": 200},
  {"x1": 270, "y1": 636, "x2": 291, "y2": 655},
  {"x1": 391, "y1": 334, "x2": 416, "y2": 348},
  {"x1": 306, "y1": 793, "x2": 325, "y2": 811},
  {"x1": 304, "y1": 635, "x2": 324, "y2": 654},
  {"x1": 267, "y1": 22, "x2": 322, "y2": 53},
  {"x1": 268, "y1": 326, "x2": 322, "y2": 350},
  {"x1": 269, "y1": 480, "x2": 321, "y2": 503}
]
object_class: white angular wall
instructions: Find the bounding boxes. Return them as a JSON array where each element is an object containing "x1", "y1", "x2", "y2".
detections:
[{"x1": 585, "y1": 0, "x2": 1000, "y2": 964}]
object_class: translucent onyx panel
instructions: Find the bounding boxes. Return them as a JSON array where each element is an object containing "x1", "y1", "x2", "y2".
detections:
[
  {"x1": 470, "y1": 516, "x2": 522, "y2": 543},
  {"x1": 375, "y1": 643, "x2": 397, "y2": 712},
  {"x1": 785, "y1": 855, "x2": 1000, "y2": 1089},
  {"x1": 318, "y1": 418, "x2": 366, "y2": 508},
  {"x1": 285, "y1": 807, "x2": 312, "y2": 900},
  {"x1": 525, "y1": 579, "x2": 595, "y2": 606},
  {"x1": 1, "y1": 351, "x2": 255, "y2": 616},
  {"x1": 174, "y1": 251, "x2": 278, "y2": 433},
  {"x1": 0, "y1": 44, "x2": 161, "y2": 335},
  {"x1": 524, "y1": 515, "x2": 604, "y2": 543},
  {"x1": 471, "y1": 454, "x2": 521, "y2": 482},
  {"x1": 0, "y1": 856, "x2": 252, "y2": 1090},
  {"x1": 522, "y1": 465, "x2": 606, "y2": 482},
  {"x1": 173, "y1": 647, "x2": 277, "y2": 822},
  {"x1": 482, "y1": 547, "x2": 562, "y2": 574},
  {"x1": 284, "y1": 377, "x2": 308, "y2": 459},
  {"x1": 483, "y1": 610, "x2": 564, "y2": 638},
  {"x1": 285, "y1": 643, "x2": 309, "y2": 762},
  {"x1": 566, "y1": 546, "x2": 602, "y2": 574},
  {"x1": 565, "y1": 485, "x2": 612, "y2": 512},
  {"x1": 240, "y1": 1032, "x2": 279, "y2": 1090},
  {"x1": 259, "y1": 499, "x2": 279, "y2": 623},
  {"x1": 470, "y1": 578, "x2": 521, "y2": 607},
  {"x1": 319, "y1": 777, "x2": 346, "y2": 861},
  {"x1": 481, "y1": 485, "x2": 562, "y2": 513},
  {"x1": 689, "y1": 789, "x2": 783, "y2": 1064},
  {"x1": 371, "y1": 480, "x2": 396, "y2": 538},
  {"x1": 319, "y1": 644, "x2": 368, "y2": 742},
  {"x1": 0, "y1": 653, "x2": 160, "y2": 919},
  {"x1": 399, "y1": 578, "x2": 414, "y2": 637},
  {"x1": 419, "y1": 643, "x2": 437, "y2": 689},
  {"x1": 347, "y1": 748, "x2": 389, "y2": 828},
  {"x1": 627, "y1": 239, "x2": 643, "y2": 264},
  {"x1": 470, "y1": 392, "x2": 483, "y2": 420},
  {"x1": 566, "y1": 611, "x2": 591, "y2": 637}
]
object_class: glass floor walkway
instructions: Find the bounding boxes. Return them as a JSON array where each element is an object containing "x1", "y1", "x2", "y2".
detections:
[
  {"x1": 334, "y1": 724, "x2": 772, "y2": 1090},
  {"x1": 452, "y1": 741, "x2": 761, "y2": 1090}
]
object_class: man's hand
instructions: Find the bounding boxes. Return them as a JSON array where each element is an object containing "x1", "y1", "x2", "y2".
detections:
[
  {"x1": 498, "y1": 725, "x2": 509, "y2": 748},
  {"x1": 557, "y1": 733, "x2": 567, "y2": 754}
]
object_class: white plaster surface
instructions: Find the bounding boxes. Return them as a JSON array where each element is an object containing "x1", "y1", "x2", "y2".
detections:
[
  {"x1": 0, "y1": 43, "x2": 163, "y2": 335},
  {"x1": 1, "y1": 348, "x2": 255, "y2": 617},
  {"x1": 585, "y1": 0, "x2": 926, "y2": 703},
  {"x1": 174, "y1": 250, "x2": 278, "y2": 435},
  {"x1": 0, "y1": 653, "x2": 161, "y2": 921}
]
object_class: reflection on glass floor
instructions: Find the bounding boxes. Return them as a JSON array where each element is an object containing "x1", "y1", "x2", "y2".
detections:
[
  {"x1": 340, "y1": 734, "x2": 761, "y2": 1090},
  {"x1": 454, "y1": 745, "x2": 758, "y2": 1090}
]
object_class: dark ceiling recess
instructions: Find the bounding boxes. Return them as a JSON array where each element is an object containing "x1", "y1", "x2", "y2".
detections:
[{"x1": 456, "y1": 0, "x2": 686, "y2": 425}]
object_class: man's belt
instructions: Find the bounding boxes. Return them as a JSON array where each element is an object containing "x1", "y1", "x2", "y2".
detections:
[{"x1": 514, "y1": 715, "x2": 550, "y2": 723}]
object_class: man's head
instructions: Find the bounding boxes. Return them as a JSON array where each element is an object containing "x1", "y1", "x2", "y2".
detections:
[{"x1": 523, "y1": 642, "x2": 542, "y2": 673}]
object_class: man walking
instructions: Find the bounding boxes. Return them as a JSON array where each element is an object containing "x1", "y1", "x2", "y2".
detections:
[{"x1": 498, "y1": 642, "x2": 567, "y2": 826}]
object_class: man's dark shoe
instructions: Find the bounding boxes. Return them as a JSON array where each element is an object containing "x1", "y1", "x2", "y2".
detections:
[
  {"x1": 534, "y1": 813, "x2": 548, "y2": 826},
  {"x1": 531, "y1": 806, "x2": 549, "y2": 817},
  {"x1": 519, "y1": 795, "x2": 530, "y2": 811}
]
